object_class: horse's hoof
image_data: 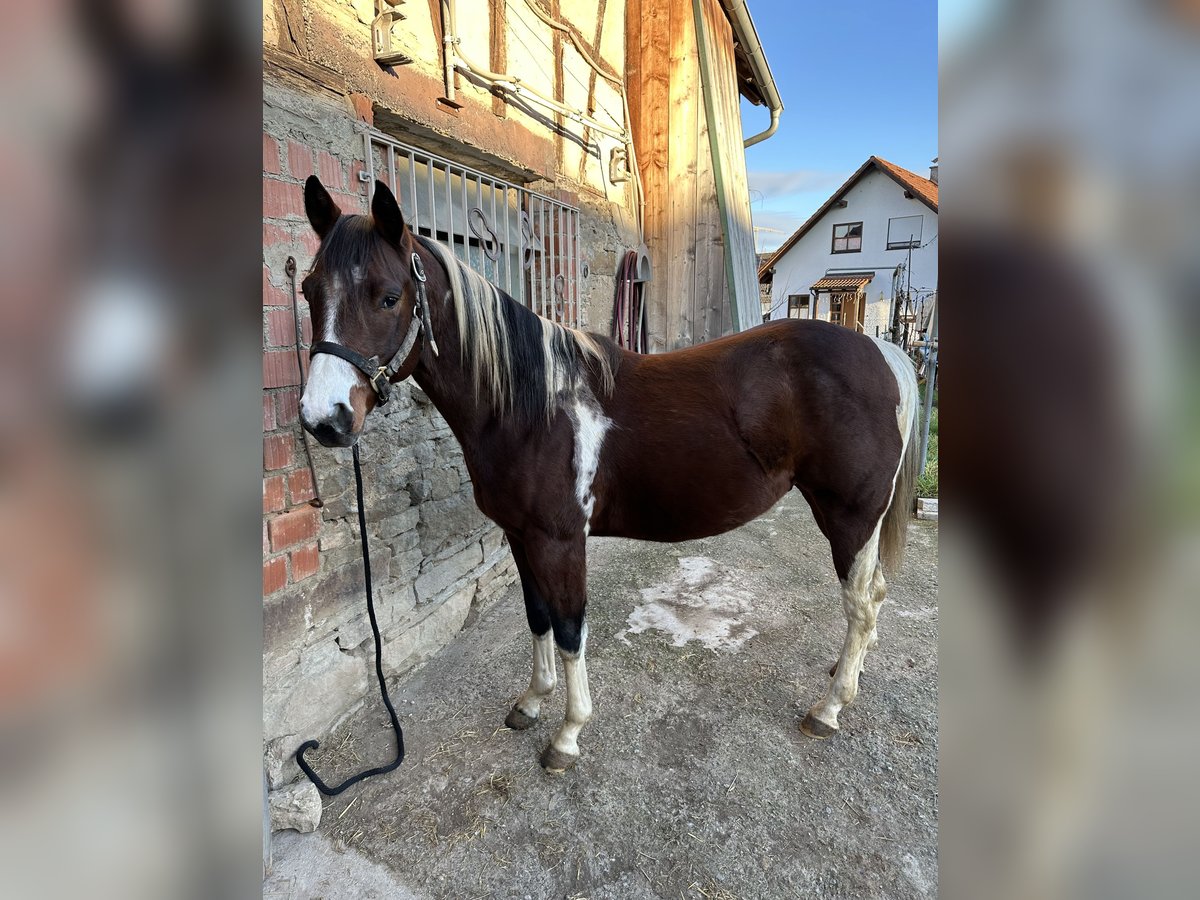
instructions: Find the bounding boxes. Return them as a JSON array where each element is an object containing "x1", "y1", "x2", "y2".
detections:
[
  {"x1": 539, "y1": 745, "x2": 578, "y2": 773},
  {"x1": 504, "y1": 707, "x2": 538, "y2": 730},
  {"x1": 800, "y1": 713, "x2": 839, "y2": 739}
]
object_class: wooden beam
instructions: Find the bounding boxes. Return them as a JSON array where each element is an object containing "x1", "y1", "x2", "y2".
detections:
[
  {"x1": 630, "y1": 0, "x2": 672, "y2": 351},
  {"x1": 666, "y1": 0, "x2": 700, "y2": 349},
  {"x1": 489, "y1": 0, "x2": 507, "y2": 118},
  {"x1": 263, "y1": 46, "x2": 345, "y2": 98}
]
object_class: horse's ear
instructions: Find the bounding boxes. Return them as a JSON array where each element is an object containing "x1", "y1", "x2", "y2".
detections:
[
  {"x1": 371, "y1": 180, "x2": 408, "y2": 248},
  {"x1": 304, "y1": 175, "x2": 341, "y2": 239}
]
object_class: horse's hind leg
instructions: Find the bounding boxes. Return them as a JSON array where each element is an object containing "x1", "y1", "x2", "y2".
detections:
[
  {"x1": 801, "y1": 527, "x2": 888, "y2": 738},
  {"x1": 829, "y1": 614, "x2": 880, "y2": 677},
  {"x1": 504, "y1": 535, "x2": 558, "y2": 730}
]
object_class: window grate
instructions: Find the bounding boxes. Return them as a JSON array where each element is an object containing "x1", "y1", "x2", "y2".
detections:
[{"x1": 363, "y1": 130, "x2": 582, "y2": 328}]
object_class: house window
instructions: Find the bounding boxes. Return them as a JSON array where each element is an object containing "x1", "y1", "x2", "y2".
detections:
[
  {"x1": 887, "y1": 215, "x2": 923, "y2": 250},
  {"x1": 831, "y1": 222, "x2": 863, "y2": 254},
  {"x1": 787, "y1": 294, "x2": 809, "y2": 318}
]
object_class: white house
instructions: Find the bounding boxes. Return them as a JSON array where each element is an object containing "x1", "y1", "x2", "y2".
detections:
[{"x1": 758, "y1": 156, "x2": 938, "y2": 339}]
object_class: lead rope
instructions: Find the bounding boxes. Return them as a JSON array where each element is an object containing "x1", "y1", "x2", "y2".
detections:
[
  {"x1": 294, "y1": 441, "x2": 406, "y2": 795},
  {"x1": 285, "y1": 256, "x2": 324, "y2": 508},
  {"x1": 286, "y1": 252, "x2": 406, "y2": 795}
]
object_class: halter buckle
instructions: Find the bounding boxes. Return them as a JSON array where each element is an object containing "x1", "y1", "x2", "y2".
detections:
[
  {"x1": 411, "y1": 252, "x2": 427, "y2": 283},
  {"x1": 370, "y1": 366, "x2": 393, "y2": 403}
]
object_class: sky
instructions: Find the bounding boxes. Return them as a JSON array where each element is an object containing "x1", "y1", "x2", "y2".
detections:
[{"x1": 739, "y1": 1, "x2": 939, "y2": 253}]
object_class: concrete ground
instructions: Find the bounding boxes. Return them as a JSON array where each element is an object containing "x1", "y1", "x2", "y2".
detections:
[{"x1": 265, "y1": 492, "x2": 938, "y2": 899}]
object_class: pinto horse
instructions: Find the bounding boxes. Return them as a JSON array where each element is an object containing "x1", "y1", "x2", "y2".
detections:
[{"x1": 298, "y1": 176, "x2": 920, "y2": 772}]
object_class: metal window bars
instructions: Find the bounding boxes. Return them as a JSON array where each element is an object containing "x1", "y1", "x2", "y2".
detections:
[{"x1": 363, "y1": 130, "x2": 582, "y2": 329}]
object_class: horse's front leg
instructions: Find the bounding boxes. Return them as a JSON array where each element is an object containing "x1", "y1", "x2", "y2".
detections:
[
  {"x1": 504, "y1": 536, "x2": 557, "y2": 730},
  {"x1": 541, "y1": 620, "x2": 591, "y2": 773},
  {"x1": 521, "y1": 530, "x2": 591, "y2": 773}
]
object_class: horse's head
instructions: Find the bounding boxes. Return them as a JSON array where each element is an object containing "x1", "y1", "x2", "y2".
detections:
[{"x1": 298, "y1": 176, "x2": 426, "y2": 447}]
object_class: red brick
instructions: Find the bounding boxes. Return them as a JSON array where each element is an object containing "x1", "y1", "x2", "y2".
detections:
[
  {"x1": 300, "y1": 230, "x2": 320, "y2": 257},
  {"x1": 288, "y1": 468, "x2": 315, "y2": 504},
  {"x1": 275, "y1": 388, "x2": 300, "y2": 426},
  {"x1": 288, "y1": 141, "x2": 314, "y2": 180},
  {"x1": 263, "y1": 265, "x2": 289, "y2": 307},
  {"x1": 264, "y1": 350, "x2": 301, "y2": 388},
  {"x1": 263, "y1": 393, "x2": 275, "y2": 432},
  {"x1": 317, "y1": 151, "x2": 343, "y2": 191},
  {"x1": 348, "y1": 161, "x2": 367, "y2": 190},
  {"x1": 263, "y1": 222, "x2": 292, "y2": 249},
  {"x1": 290, "y1": 543, "x2": 320, "y2": 581},
  {"x1": 263, "y1": 134, "x2": 281, "y2": 174},
  {"x1": 269, "y1": 507, "x2": 320, "y2": 552},
  {"x1": 264, "y1": 178, "x2": 304, "y2": 219},
  {"x1": 349, "y1": 92, "x2": 373, "y2": 124},
  {"x1": 264, "y1": 521, "x2": 270, "y2": 554},
  {"x1": 263, "y1": 475, "x2": 287, "y2": 514},
  {"x1": 301, "y1": 311, "x2": 313, "y2": 345},
  {"x1": 264, "y1": 433, "x2": 294, "y2": 471},
  {"x1": 266, "y1": 308, "x2": 296, "y2": 347},
  {"x1": 263, "y1": 556, "x2": 288, "y2": 595},
  {"x1": 330, "y1": 190, "x2": 364, "y2": 214}
]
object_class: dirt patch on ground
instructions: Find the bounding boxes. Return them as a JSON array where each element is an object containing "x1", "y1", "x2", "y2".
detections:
[{"x1": 266, "y1": 492, "x2": 938, "y2": 899}]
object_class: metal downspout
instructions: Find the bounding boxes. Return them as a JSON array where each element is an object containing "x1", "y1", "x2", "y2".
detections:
[
  {"x1": 745, "y1": 106, "x2": 780, "y2": 148},
  {"x1": 718, "y1": 0, "x2": 784, "y2": 147}
]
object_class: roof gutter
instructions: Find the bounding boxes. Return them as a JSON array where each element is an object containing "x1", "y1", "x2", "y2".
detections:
[{"x1": 718, "y1": 0, "x2": 783, "y2": 147}]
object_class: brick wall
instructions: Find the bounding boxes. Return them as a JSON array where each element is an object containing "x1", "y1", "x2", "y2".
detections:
[{"x1": 262, "y1": 81, "x2": 520, "y2": 788}]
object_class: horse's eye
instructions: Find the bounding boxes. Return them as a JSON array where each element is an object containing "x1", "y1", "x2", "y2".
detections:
[{"x1": 381, "y1": 294, "x2": 400, "y2": 310}]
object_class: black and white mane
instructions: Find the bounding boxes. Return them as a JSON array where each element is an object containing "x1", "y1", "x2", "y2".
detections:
[{"x1": 417, "y1": 236, "x2": 615, "y2": 425}]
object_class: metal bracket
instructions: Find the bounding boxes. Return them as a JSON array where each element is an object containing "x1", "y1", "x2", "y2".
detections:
[
  {"x1": 372, "y1": 1, "x2": 413, "y2": 67},
  {"x1": 609, "y1": 146, "x2": 630, "y2": 184}
]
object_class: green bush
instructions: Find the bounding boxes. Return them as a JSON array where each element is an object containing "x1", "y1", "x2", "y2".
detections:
[{"x1": 916, "y1": 388, "x2": 938, "y2": 499}]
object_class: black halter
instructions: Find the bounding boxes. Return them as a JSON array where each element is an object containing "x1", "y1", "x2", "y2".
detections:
[{"x1": 309, "y1": 251, "x2": 439, "y2": 404}]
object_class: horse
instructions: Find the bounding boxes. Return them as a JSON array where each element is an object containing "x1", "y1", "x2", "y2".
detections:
[{"x1": 297, "y1": 175, "x2": 921, "y2": 773}]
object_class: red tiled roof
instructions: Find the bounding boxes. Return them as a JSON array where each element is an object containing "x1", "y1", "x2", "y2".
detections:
[
  {"x1": 757, "y1": 156, "x2": 938, "y2": 281},
  {"x1": 873, "y1": 156, "x2": 939, "y2": 211},
  {"x1": 811, "y1": 273, "x2": 874, "y2": 291}
]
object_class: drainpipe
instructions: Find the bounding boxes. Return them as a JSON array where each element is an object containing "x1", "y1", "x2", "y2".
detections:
[
  {"x1": 746, "y1": 106, "x2": 781, "y2": 148},
  {"x1": 718, "y1": 0, "x2": 783, "y2": 147}
]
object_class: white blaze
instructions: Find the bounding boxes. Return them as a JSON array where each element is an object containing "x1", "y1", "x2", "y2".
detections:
[{"x1": 299, "y1": 273, "x2": 361, "y2": 425}]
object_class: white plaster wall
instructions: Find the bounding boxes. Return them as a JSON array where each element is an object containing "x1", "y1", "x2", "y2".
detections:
[{"x1": 767, "y1": 167, "x2": 938, "y2": 337}]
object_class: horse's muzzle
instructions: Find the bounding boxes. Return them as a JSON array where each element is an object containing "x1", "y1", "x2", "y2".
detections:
[{"x1": 301, "y1": 404, "x2": 358, "y2": 448}]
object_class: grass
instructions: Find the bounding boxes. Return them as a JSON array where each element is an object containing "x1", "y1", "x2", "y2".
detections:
[{"x1": 915, "y1": 384, "x2": 938, "y2": 499}]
